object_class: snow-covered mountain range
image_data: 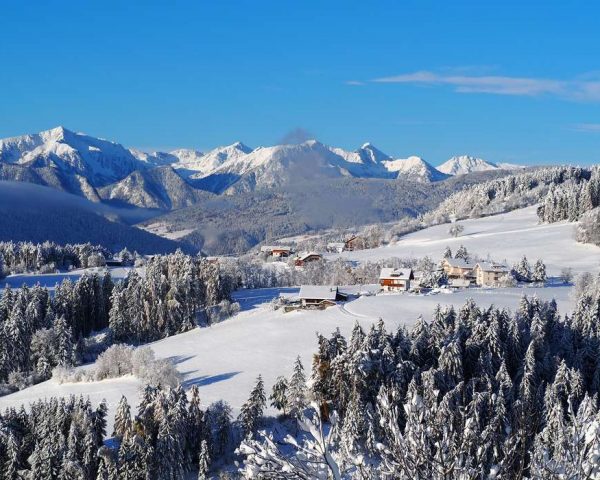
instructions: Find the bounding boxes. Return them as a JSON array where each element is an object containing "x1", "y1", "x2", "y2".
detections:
[
  {"x1": 437, "y1": 155, "x2": 525, "y2": 176},
  {"x1": 0, "y1": 127, "x2": 524, "y2": 208}
]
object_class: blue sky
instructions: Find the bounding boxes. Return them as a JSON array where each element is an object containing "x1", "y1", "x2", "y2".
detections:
[{"x1": 1, "y1": 0, "x2": 600, "y2": 165}]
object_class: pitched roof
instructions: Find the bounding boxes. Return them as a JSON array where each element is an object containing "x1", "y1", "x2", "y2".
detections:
[
  {"x1": 443, "y1": 257, "x2": 475, "y2": 268},
  {"x1": 260, "y1": 245, "x2": 291, "y2": 252},
  {"x1": 297, "y1": 251, "x2": 322, "y2": 261},
  {"x1": 298, "y1": 285, "x2": 338, "y2": 300},
  {"x1": 379, "y1": 268, "x2": 413, "y2": 280},
  {"x1": 475, "y1": 262, "x2": 509, "y2": 272}
]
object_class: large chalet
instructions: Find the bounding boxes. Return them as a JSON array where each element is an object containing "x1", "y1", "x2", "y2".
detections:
[
  {"x1": 441, "y1": 257, "x2": 476, "y2": 283},
  {"x1": 473, "y1": 262, "x2": 510, "y2": 286}
]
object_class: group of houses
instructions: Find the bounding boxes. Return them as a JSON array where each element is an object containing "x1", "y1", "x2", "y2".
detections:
[
  {"x1": 260, "y1": 245, "x2": 324, "y2": 267},
  {"x1": 441, "y1": 257, "x2": 510, "y2": 288},
  {"x1": 280, "y1": 257, "x2": 511, "y2": 312},
  {"x1": 377, "y1": 258, "x2": 511, "y2": 293}
]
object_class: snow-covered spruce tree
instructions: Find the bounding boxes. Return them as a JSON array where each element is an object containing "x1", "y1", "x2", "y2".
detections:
[
  {"x1": 454, "y1": 244, "x2": 469, "y2": 261},
  {"x1": 118, "y1": 433, "x2": 152, "y2": 479},
  {"x1": 237, "y1": 404, "x2": 348, "y2": 480},
  {"x1": 197, "y1": 439, "x2": 210, "y2": 480},
  {"x1": 113, "y1": 395, "x2": 132, "y2": 440},
  {"x1": 239, "y1": 374, "x2": 267, "y2": 437},
  {"x1": 187, "y1": 385, "x2": 208, "y2": 467},
  {"x1": 531, "y1": 259, "x2": 547, "y2": 284},
  {"x1": 269, "y1": 376, "x2": 289, "y2": 416},
  {"x1": 513, "y1": 255, "x2": 532, "y2": 282},
  {"x1": 206, "y1": 400, "x2": 233, "y2": 460},
  {"x1": 287, "y1": 356, "x2": 307, "y2": 419},
  {"x1": 53, "y1": 315, "x2": 78, "y2": 367},
  {"x1": 443, "y1": 246, "x2": 453, "y2": 259}
]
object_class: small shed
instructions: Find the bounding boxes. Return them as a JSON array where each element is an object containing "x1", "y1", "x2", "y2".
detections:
[{"x1": 298, "y1": 285, "x2": 346, "y2": 308}]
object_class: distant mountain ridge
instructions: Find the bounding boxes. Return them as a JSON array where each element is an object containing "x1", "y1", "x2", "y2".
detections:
[
  {"x1": 0, "y1": 126, "x2": 522, "y2": 208},
  {"x1": 437, "y1": 155, "x2": 524, "y2": 176}
]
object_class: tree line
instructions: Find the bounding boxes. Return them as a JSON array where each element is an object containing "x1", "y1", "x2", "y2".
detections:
[{"x1": 0, "y1": 251, "x2": 232, "y2": 394}]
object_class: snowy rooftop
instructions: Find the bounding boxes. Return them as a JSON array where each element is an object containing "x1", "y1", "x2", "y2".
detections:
[
  {"x1": 379, "y1": 268, "x2": 413, "y2": 280},
  {"x1": 298, "y1": 285, "x2": 338, "y2": 300},
  {"x1": 297, "y1": 251, "x2": 323, "y2": 261},
  {"x1": 443, "y1": 258, "x2": 475, "y2": 268},
  {"x1": 260, "y1": 245, "x2": 291, "y2": 252},
  {"x1": 475, "y1": 262, "x2": 509, "y2": 272}
]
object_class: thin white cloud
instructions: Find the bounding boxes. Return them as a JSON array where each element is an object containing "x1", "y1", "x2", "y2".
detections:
[
  {"x1": 345, "y1": 80, "x2": 365, "y2": 86},
  {"x1": 372, "y1": 70, "x2": 600, "y2": 101},
  {"x1": 573, "y1": 123, "x2": 600, "y2": 132}
]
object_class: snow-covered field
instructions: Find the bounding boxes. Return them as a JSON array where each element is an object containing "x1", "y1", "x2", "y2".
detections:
[
  {"x1": 0, "y1": 283, "x2": 575, "y2": 432},
  {"x1": 0, "y1": 205, "x2": 594, "y2": 433},
  {"x1": 329, "y1": 206, "x2": 600, "y2": 275}
]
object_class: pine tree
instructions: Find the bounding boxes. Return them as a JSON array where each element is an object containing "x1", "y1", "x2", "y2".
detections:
[
  {"x1": 455, "y1": 244, "x2": 469, "y2": 261},
  {"x1": 532, "y1": 259, "x2": 547, "y2": 284},
  {"x1": 113, "y1": 396, "x2": 132, "y2": 440},
  {"x1": 239, "y1": 375, "x2": 266, "y2": 437},
  {"x1": 269, "y1": 376, "x2": 289, "y2": 415},
  {"x1": 514, "y1": 255, "x2": 532, "y2": 282},
  {"x1": 197, "y1": 440, "x2": 210, "y2": 480},
  {"x1": 3, "y1": 431, "x2": 20, "y2": 479},
  {"x1": 287, "y1": 356, "x2": 307, "y2": 418},
  {"x1": 54, "y1": 315, "x2": 77, "y2": 367},
  {"x1": 443, "y1": 246, "x2": 453, "y2": 259}
]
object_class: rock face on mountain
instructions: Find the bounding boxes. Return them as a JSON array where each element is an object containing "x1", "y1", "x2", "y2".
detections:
[{"x1": 99, "y1": 166, "x2": 213, "y2": 210}]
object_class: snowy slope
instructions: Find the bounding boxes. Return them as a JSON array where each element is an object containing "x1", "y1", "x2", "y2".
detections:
[
  {"x1": 0, "y1": 284, "x2": 574, "y2": 433},
  {"x1": 98, "y1": 165, "x2": 212, "y2": 209},
  {"x1": 437, "y1": 155, "x2": 499, "y2": 175},
  {"x1": 172, "y1": 142, "x2": 252, "y2": 180},
  {"x1": 497, "y1": 162, "x2": 526, "y2": 170},
  {"x1": 330, "y1": 205, "x2": 600, "y2": 276},
  {"x1": 330, "y1": 142, "x2": 391, "y2": 165}
]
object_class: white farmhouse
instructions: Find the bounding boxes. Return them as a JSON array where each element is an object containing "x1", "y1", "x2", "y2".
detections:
[
  {"x1": 379, "y1": 268, "x2": 413, "y2": 292},
  {"x1": 473, "y1": 262, "x2": 510, "y2": 286}
]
